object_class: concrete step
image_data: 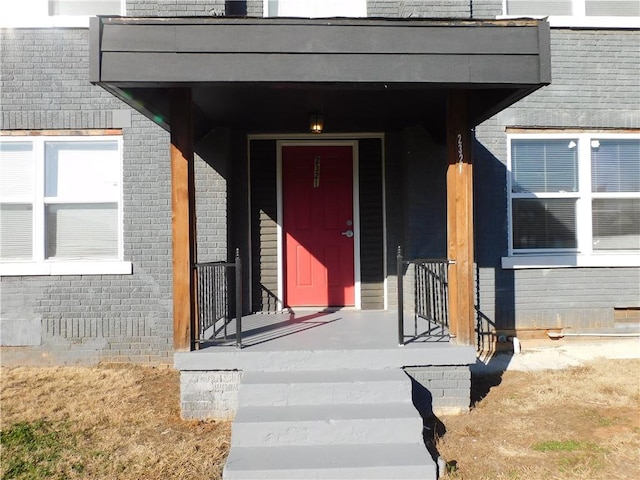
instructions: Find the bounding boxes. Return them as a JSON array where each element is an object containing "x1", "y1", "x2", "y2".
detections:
[
  {"x1": 231, "y1": 402, "x2": 424, "y2": 447},
  {"x1": 238, "y1": 369, "x2": 412, "y2": 406},
  {"x1": 223, "y1": 443, "x2": 437, "y2": 479}
]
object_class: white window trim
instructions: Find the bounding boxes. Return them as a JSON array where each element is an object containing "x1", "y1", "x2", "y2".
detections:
[
  {"x1": 503, "y1": 132, "x2": 640, "y2": 269},
  {"x1": 0, "y1": 0, "x2": 125, "y2": 29},
  {"x1": 499, "y1": 0, "x2": 640, "y2": 29},
  {"x1": 0, "y1": 134, "x2": 131, "y2": 277},
  {"x1": 0, "y1": 261, "x2": 132, "y2": 276}
]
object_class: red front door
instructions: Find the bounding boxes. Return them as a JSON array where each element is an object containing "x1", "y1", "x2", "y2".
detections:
[{"x1": 282, "y1": 145, "x2": 355, "y2": 307}]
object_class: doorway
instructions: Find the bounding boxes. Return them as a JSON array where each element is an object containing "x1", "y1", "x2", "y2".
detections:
[{"x1": 280, "y1": 144, "x2": 357, "y2": 307}]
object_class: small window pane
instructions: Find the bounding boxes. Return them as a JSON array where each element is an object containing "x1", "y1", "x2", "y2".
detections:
[
  {"x1": 0, "y1": 142, "x2": 35, "y2": 198},
  {"x1": 591, "y1": 139, "x2": 640, "y2": 193},
  {"x1": 46, "y1": 203, "x2": 118, "y2": 259},
  {"x1": 593, "y1": 199, "x2": 640, "y2": 250},
  {"x1": 512, "y1": 139, "x2": 579, "y2": 193},
  {"x1": 0, "y1": 204, "x2": 33, "y2": 260},
  {"x1": 513, "y1": 198, "x2": 577, "y2": 249},
  {"x1": 45, "y1": 141, "x2": 119, "y2": 199},
  {"x1": 506, "y1": 0, "x2": 573, "y2": 15},
  {"x1": 49, "y1": 0, "x2": 122, "y2": 16},
  {"x1": 585, "y1": 1, "x2": 640, "y2": 16}
]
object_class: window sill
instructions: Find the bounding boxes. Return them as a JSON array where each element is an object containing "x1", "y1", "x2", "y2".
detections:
[
  {"x1": 502, "y1": 254, "x2": 640, "y2": 269},
  {"x1": 0, "y1": 261, "x2": 133, "y2": 277}
]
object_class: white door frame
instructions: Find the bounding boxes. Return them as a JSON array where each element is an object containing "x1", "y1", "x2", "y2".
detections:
[{"x1": 277, "y1": 139, "x2": 361, "y2": 310}]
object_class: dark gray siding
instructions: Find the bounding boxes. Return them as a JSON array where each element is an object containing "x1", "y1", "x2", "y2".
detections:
[
  {"x1": 359, "y1": 139, "x2": 385, "y2": 309},
  {"x1": 249, "y1": 139, "x2": 387, "y2": 311},
  {"x1": 384, "y1": 132, "x2": 404, "y2": 308},
  {"x1": 249, "y1": 140, "x2": 279, "y2": 312},
  {"x1": 95, "y1": 18, "x2": 550, "y2": 86}
]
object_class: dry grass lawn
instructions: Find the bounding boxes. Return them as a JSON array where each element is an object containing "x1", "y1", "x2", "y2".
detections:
[
  {"x1": 437, "y1": 358, "x2": 640, "y2": 480},
  {"x1": 1, "y1": 358, "x2": 638, "y2": 479},
  {"x1": 0, "y1": 365, "x2": 230, "y2": 479}
]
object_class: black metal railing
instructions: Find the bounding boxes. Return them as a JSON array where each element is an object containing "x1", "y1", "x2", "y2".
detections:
[
  {"x1": 194, "y1": 248, "x2": 243, "y2": 348},
  {"x1": 397, "y1": 246, "x2": 453, "y2": 345}
]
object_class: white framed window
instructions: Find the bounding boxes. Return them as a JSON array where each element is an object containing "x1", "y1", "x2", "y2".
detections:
[
  {"x1": 0, "y1": 0, "x2": 124, "y2": 28},
  {"x1": 0, "y1": 133, "x2": 131, "y2": 276},
  {"x1": 264, "y1": 0, "x2": 367, "y2": 18},
  {"x1": 504, "y1": 132, "x2": 640, "y2": 269},
  {"x1": 501, "y1": 0, "x2": 640, "y2": 28}
]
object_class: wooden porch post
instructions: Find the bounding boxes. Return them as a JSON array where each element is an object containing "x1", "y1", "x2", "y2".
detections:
[
  {"x1": 446, "y1": 90, "x2": 475, "y2": 347},
  {"x1": 171, "y1": 88, "x2": 197, "y2": 352}
]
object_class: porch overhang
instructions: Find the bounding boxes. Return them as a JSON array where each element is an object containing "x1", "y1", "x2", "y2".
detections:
[{"x1": 90, "y1": 16, "x2": 551, "y2": 136}]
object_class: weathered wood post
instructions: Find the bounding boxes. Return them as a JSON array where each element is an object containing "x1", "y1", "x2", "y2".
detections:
[
  {"x1": 446, "y1": 90, "x2": 475, "y2": 346},
  {"x1": 171, "y1": 88, "x2": 197, "y2": 352}
]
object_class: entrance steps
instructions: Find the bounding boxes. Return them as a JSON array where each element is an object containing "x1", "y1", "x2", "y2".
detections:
[{"x1": 223, "y1": 369, "x2": 437, "y2": 479}]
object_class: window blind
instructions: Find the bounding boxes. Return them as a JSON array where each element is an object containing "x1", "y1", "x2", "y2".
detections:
[
  {"x1": 591, "y1": 139, "x2": 640, "y2": 193},
  {"x1": 585, "y1": 1, "x2": 640, "y2": 16},
  {"x1": 506, "y1": 0, "x2": 572, "y2": 16},
  {"x1": 511, "y1": 139, "x2": 579, "y2": 193},
  {"x1": 267, "y1": 0, "x2": 367, "y2": 18},
  {"x1": 45, "y1": 140, "x2": 119, "y2": 200},
  {"x1": 0, "y1": 142, "x2": 34, "y2": 198},
  {"x1": 46, "y1": 204, "x2": 118, "y2": 259},
  {"x1": 512, "y1": 198, "x2": 577, "y2": 249},
  {"x1": 593, "y1": 198, "x2": 640, "y2": 250},
  {"x1": 48, "y1": 0, "x2": 121, "y2": 16},
  {"x1": 0, "y1": 204, "x2": 33, "y2": 259}
]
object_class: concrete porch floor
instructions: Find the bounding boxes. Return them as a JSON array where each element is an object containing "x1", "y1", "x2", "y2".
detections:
[
  {"x1": 175, "y1": 310, "x2": 477, "y2": 371},
  {"x1": 175, "y1": 309, "x2": 476, "y2": 434}
]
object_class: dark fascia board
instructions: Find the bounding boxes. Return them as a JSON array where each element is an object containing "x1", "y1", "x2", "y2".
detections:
[
  {"x1": 90, "y1": 17, "x2": 551, "y2": 131},
  {"x1": 92, "y1": 17, "x2": 551, "y2": 87}
]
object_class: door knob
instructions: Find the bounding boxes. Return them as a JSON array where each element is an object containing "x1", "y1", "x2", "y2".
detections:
[{"x1": 341, "y1": 230, "x2": 354, "y2": 238}]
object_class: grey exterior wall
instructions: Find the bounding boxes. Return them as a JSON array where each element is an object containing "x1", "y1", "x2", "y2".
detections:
[
  {"x1": 195, "y1": 129, "x2": 230, "y2": 263},
  {"x1": 0, "y1": 23, "x2": 229, "y2": 364},
  {"x1": 127, "y1": 0, "x2": 263, "y2": 17},
  {"x1": 180, "y1": 370, "x2": 242, "y2": 420},
  {"x1": 1, "y1": 0, "x2": 638, "y2": 363},
  {"x1": 405, "y1": 365, "x2": 471, "y2": 414},
  {"x1": 127, "y1": 0, "x2": 226, "y2": 16},
  {"x1": 0, "y1": 28, "x2": 174, "y2": 364},
  {"x1": 474, "y1": 27, "x2": 640, "y2": 332}
]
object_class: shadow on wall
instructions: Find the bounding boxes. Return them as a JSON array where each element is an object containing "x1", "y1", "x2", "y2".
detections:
[
  {"x1": 473, "y1": 137, "x2": 514, "y2": 352},
  {"x1": 406, "y1": 374, "x2": 446, "y2": 467},
  {"x1": 473, "y1": 135, "x2": 578, "y2": 351}
]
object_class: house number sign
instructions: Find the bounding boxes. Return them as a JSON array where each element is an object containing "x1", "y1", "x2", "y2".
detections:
[
  {"x1": 457, "y1": 133, "x2": 464, "y2": 172},
  {"x1": 313, "y1": 156, "x2": 321, "y2": 188}
]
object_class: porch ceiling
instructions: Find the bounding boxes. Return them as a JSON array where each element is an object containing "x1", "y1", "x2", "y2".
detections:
[{"x1": 90, "y1": 17, "x2": 551, "y2": 137}]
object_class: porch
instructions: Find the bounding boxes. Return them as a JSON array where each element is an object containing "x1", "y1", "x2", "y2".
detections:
[
  {"x1": 89, "y1": 16, "x2": 550, "y2": 478},
  {"x1": 175, "y1": 309, "x2": 474, "y2": 478},
  {"x1": 90, "y1": 15, "x2": 552, "y2": 354},
  {"x1": 174, "y1": 309, "x2": 476, "y2": 418},
  {"x1": 189, "y1": 309, "x2": 455, "y2": 357}
]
